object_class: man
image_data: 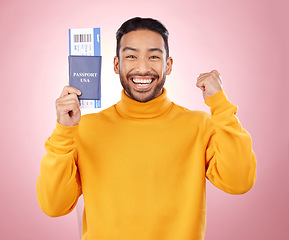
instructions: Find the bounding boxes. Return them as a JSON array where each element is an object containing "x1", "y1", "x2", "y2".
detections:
[{"x1": 37, "y1": 17, "x2": 256, "y2": 240}]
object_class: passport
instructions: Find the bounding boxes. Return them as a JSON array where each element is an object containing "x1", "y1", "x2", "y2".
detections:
[{"x1": 69, "y1": 55, "x2": 102, "y2": 100}]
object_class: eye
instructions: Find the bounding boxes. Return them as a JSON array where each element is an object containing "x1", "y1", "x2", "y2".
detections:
[
  {"x1": 149, "y1": 55, "x2": 160, "y2": 59},
  {"x1": 126, "y1": 55, "x2": 136, "y2": 59}
]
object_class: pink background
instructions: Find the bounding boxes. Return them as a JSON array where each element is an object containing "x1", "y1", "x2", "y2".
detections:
[{"x1": 0, "y1": 0, "x2": 288, "y2": 239}]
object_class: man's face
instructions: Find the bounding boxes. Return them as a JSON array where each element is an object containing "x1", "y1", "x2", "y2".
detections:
[{"x1": 114, "y1": 30, "x2": 173, "y2": 102}]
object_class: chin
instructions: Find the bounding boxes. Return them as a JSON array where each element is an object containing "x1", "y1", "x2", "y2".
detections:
[
  {"x1": 130, "y1": 92, "x2": 153, "y2": 102},
  {"x1": 131, "y1": 88, "x2": 163, "y2": 102}
]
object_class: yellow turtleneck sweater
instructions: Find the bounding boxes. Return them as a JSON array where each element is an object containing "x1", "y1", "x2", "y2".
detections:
[{"x1": 37, "y1": 88, "x2": 256, "y2": 240}]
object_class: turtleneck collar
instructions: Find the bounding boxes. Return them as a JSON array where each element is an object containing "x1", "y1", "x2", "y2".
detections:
[{"x1": 115, "y1": 88, "x2": 173, "y2": 119}]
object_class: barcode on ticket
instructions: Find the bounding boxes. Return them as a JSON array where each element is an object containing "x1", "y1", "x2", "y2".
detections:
[{"x1": 74, "y1": 34, "x2": 92, "y2": 43}]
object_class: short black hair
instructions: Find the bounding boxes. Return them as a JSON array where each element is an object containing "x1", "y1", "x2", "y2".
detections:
[{"x1": 116, "y1": 17, "x2": 169, "y2": 59}]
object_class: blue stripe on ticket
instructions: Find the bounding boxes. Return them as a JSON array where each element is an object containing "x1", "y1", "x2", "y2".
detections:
[{"x1": 94, "y1": 28, "x2": 101, "y2": 56}]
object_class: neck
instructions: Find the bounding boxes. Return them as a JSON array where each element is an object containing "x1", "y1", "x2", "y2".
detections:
[{"x1": 116, "y1": 88, "x2": 173, "y2": 119}]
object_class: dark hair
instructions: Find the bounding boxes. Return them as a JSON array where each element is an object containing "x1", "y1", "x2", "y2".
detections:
[{"x1": 116, "y1": 17, "x2": 169, "y2": 59}]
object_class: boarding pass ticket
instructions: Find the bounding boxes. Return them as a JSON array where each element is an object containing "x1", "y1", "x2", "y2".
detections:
[{"x1": 69, "y1": 28, "x2": 101, "y2": 108}]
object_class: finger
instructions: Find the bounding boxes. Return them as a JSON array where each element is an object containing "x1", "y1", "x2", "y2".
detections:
[
  {"x1": 56, "y1": 101, "x2": 80, "y2": 119},
  {"x1": 57, "y1": 97, "x2": 80, "y2": 109},
  {"x1": 58, "y1": 102, "x2": 80, "y2": 114},
  {"x1": 197, "y1": 73, "x2": 211, "y2": 83},
  {"x1": 211, "y1": 70, "x2": 220, "y2": 76},
  {"x1": 198, "y1": 70, "x2": 221, "y2": 83},
  {"x1": 56, "y1": 95, "x2": 80, "y2": 111},
  {"x1": 211, "y1": 70, "x2": 222, "y2": 80},
  {"x1": 196, "y1": 80, "x2": 206, "y2": 91},
  {"x1": 60, "y1": 86, "x2": 82, "y2": 97},
  {"x1": 199, "y1": 70, "x2": 220, "y2": 79},
  {"x1": 57, "y1": 92, "x2": 80, "y2": 105},
  {"x1": 196, "y1": 74, "x2": 209, "y2": 84},
  {"x1": 60, "y1": 92, "x2": 80, "y2": 102},
  {"x1": 196, "y1": 77, "x2": 204, "y2": 85},
  {"x1": 197, "y1": 72, "x2": 209, "y2": 79}
]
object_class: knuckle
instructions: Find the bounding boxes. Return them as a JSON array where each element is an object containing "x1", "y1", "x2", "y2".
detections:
[
  {"x1": 55, "y1": 98, "x2": 60, "y2": 107},
  {"x1": 212, "y1": 70, "x2": 220, "y2": 76}
]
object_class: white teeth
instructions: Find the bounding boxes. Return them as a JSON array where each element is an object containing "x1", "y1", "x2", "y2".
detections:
[{"x1": 132, "y1": 78, "x2": 153, "y2": 84}]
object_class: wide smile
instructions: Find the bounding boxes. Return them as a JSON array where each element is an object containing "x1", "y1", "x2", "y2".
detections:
[{"x1": 129, "y1": 76, "x2": 156, "y2": 90}]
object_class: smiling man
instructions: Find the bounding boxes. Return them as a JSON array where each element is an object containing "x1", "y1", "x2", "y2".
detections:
[{"x1": 37, "y1": 17, "x2": 256, "y2": 240}]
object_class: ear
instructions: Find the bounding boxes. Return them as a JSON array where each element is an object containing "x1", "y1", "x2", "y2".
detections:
[
  {"x1": 166, "y1": 57, "x2": 173, "y2": 75},
  {"x1": 114, "y1": 56, "x2": 120, "y2": 74}
]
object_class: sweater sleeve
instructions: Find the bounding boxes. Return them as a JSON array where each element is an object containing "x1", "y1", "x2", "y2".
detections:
[
  {"x1": 204, "y1": 90, "x2": 257, "y2": 194},
  {"x1": 36, "y1": 121, "x2": 82, "y2": 217}
]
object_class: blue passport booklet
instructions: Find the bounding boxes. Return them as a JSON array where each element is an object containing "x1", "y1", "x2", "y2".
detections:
[{"x1": 69, "y1": 55, "x2": 102, "y2": 100}]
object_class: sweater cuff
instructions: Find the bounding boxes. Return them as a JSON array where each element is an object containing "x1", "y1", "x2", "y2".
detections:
[
  {"x1": 205, "y1": 89, "x2": 237, "y2": 116},
  {"x1": 49, "y1": 121, "x2": 79, "y2": 145}
]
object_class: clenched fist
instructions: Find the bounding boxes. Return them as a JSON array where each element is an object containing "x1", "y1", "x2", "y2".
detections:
[
  {"x1": 55, "y1": 86, "x2": 82, "y2": 126},
  {"x1": 196, "y1": 70, "x2": 223, "y2": 100}
]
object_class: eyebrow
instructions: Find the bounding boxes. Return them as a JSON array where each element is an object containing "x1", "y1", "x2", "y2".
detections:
[
  {"x1": 122, "y1": 46, "x2": 138, "y2": 52},
  {"x1": 148, "y1": 48, "x2": 163, "y2": 54},
  {"x1": 122, "y1": 47, "x2": 163, "y2": 54}
]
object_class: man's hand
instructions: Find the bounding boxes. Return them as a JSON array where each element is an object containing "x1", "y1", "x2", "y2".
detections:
[
  {"x1": 55, "y1": 86, "x2": 82, "y2": 126},
  {"x1": 196, "y1": 70, "x2": 223, "y2": 100}
]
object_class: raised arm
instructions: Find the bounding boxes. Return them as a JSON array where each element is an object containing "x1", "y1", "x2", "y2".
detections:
[
  {"x1": 197, "y1": 70, "x2": 257, "y2": 194},
  {"x1": 36, "y1": 86, "x2": 83, "y2": 217}
]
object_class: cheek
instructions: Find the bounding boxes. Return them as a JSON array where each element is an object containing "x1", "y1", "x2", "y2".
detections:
[
  {"x1": 157, "y1": 64, "x2": 167, "y2": 76},
  {"x1": 119, "y1": 61, "x2": 133, "y2": 75},
  {"x1": 150, "y1": 62, "x2": 165, "y2": 73}
]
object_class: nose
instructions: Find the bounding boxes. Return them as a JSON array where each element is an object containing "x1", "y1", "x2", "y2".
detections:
[{"x1": 135, "y1": 57, "x2": 150, "y2": 73}]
